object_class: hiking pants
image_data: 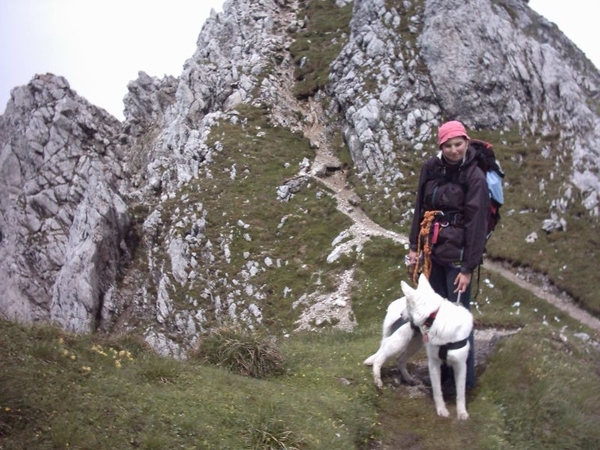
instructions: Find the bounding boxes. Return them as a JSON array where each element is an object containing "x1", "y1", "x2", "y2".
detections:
[{"x1": 428, "y1": 262, "x2": 476, "y2": 390}]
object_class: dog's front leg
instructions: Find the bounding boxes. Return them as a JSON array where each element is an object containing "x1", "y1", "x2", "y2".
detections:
[
  {"x1": 451, "y1": 347, "x2": 470, "y2": 420},
  {"x1": 426, "y1": 345, "x2": 449, "y2": 417}
]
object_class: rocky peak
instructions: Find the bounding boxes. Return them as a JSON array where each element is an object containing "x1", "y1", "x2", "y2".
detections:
[
  {"x1": 0, "y1": 0, "x2": 598, "y2": 356},
  {"x1": 329, "y1": 0, "x2": 599, "y2": 212},
  {"x1": 0, "y1": 73, "x2": 127, "y2": 329}
]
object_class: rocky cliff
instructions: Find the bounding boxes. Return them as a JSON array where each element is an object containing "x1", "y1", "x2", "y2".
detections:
[{"x1": 1, "y1": 0, "x2": 598, "y2": 357}]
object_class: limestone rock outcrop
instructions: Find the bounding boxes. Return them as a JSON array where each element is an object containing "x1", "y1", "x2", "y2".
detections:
[{"x1": 0, "y1": 74, "x2": 127, "y2": 330}]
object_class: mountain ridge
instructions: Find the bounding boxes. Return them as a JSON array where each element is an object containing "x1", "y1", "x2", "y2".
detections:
[{"x1": 0, "y1": 0, "x2": 598, "y2": 357}]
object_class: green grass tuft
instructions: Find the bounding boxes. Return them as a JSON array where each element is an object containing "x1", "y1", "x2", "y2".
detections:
[{"x1": 193, "y1": 326, "x2": 286, "y2": 379}]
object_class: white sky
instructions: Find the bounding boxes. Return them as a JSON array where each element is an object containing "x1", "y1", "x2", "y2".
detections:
[
  {"x1": 0, "y1": 0, "x2": 225, "y2": 120},
  {"x1": 0, "y1": 0, "x2": 598, "y2": 121}
]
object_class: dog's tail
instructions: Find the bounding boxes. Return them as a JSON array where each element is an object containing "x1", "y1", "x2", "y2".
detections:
[{"x1": 363, "y1": 354, "x2": 376, "y2": 366}]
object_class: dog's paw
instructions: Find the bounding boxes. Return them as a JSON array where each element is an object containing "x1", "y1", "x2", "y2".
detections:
[
  {"x1": 457, "y1": 410, "x2": 469, "y2": 420},
  {"x1": 436, "y1": 406, "x2": 450, "y2": 418}
]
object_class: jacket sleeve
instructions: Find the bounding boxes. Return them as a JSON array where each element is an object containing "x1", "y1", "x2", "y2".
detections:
[
  {"x1": 461, "y1": 166, "x2": 489, "y2": 273},
  {"x1": 408, "y1": 162, "x2": 431, "y2": 251}
]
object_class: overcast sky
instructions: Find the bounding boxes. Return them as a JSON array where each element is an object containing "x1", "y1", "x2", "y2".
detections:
[{"x1": 0, "y1": 0, "x2": 598, "y2": 121}]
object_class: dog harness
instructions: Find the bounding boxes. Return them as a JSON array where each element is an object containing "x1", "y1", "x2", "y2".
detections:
[
  {"x1": 414, "y1": 308, "x2": 469, "y2": 359},
  {"x1": 438, "y1": 339, "x2": 469, "y2": 361},
  {"x1": 390, "y1": 316, "x2": 421, "y2": 335}
]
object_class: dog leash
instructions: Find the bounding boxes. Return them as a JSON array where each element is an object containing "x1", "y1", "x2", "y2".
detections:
[{"x1": 456, "y1": 291, "x2": 462, "y2": 305}]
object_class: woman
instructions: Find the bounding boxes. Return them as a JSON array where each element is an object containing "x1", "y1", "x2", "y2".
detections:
[{"x1": 407, "y1": 120, "x2": 489, "y2": 391}]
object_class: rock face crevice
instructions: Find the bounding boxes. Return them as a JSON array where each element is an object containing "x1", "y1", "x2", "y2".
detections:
[
  {"x1": 0, "y1": 0, "x2": 598, "y2": 355},
  {"x1": 49, "y1": 179, "x2": 129, "y2": 332}
]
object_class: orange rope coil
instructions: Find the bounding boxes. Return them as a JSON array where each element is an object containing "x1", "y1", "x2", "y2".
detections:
[{"x1": 412, "y1": 210, "x2": 443, "y2": 284}]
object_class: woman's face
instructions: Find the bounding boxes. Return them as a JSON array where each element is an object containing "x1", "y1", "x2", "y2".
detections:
[{"x1": 441, "y1": 137, "x2": 468, "y2": 163}]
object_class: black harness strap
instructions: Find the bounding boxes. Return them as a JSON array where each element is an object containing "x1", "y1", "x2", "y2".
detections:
[
  {"x1": 438, "y1": 338, "x2": 469, "y2": 361},
  {"x1": 389, "y1": 317, "x2": 407, "y2": 335},
  {"x1": 390, "y1": 317, "x2": 421, "y2": 335}
]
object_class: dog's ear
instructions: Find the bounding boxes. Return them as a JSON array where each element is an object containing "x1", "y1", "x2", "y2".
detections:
[{"x1": 400, "y1": 280, "x2": 414, "y2": 297}]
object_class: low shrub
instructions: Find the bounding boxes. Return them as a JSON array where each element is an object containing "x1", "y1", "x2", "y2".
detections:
[{"x1": 193, "y1": 326, "x2": 286, "y2": 379}]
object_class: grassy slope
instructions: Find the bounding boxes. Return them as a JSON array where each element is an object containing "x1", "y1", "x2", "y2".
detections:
[{"x1": 1, "y1": 270, "x2": 599, "y2": 449}]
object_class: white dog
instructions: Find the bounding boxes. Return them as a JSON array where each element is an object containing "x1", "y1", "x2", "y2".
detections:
[
  {"x1": 401, "y1": 274, "x2": 473, "y2": 420},
  {"x1": 363, "y1": 297, "x2": 423, "y2": 389}
]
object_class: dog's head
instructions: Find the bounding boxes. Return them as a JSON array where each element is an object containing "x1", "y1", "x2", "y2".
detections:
[{"x1": 400, "y1": 274, "x2": 443, "y2": 326}]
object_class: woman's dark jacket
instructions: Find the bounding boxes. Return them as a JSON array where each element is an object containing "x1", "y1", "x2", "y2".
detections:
[{"x1": 409, "y1": 144, "x2": 489, "y2": 273}]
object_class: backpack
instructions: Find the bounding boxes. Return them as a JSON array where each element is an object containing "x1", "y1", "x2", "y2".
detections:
[
  {"x1": 463, "y1": 139, "x2": 505, "y2": 298},
  {"x1": 464, "y1": 139, "x2": 505, "y2": 239}
]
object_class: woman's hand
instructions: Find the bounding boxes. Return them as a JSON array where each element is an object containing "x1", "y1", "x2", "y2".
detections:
[
  {"x1": 453, "y1": 271, "x2": 472, "y2": 294},
  {"x1": 407, "y1": 250, "x2": 418, "y2": 265},
  {"x1": 406, "y1": 250, "x2": 418, "y2": 278}
]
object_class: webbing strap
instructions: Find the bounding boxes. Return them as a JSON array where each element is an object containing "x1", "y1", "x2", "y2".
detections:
[
  {"x1": 474, "y1": 263, "x2": 481, "y2": 299},
  {"x1": 438, "y1": 338, "x2": 469, "y2": 360}
]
